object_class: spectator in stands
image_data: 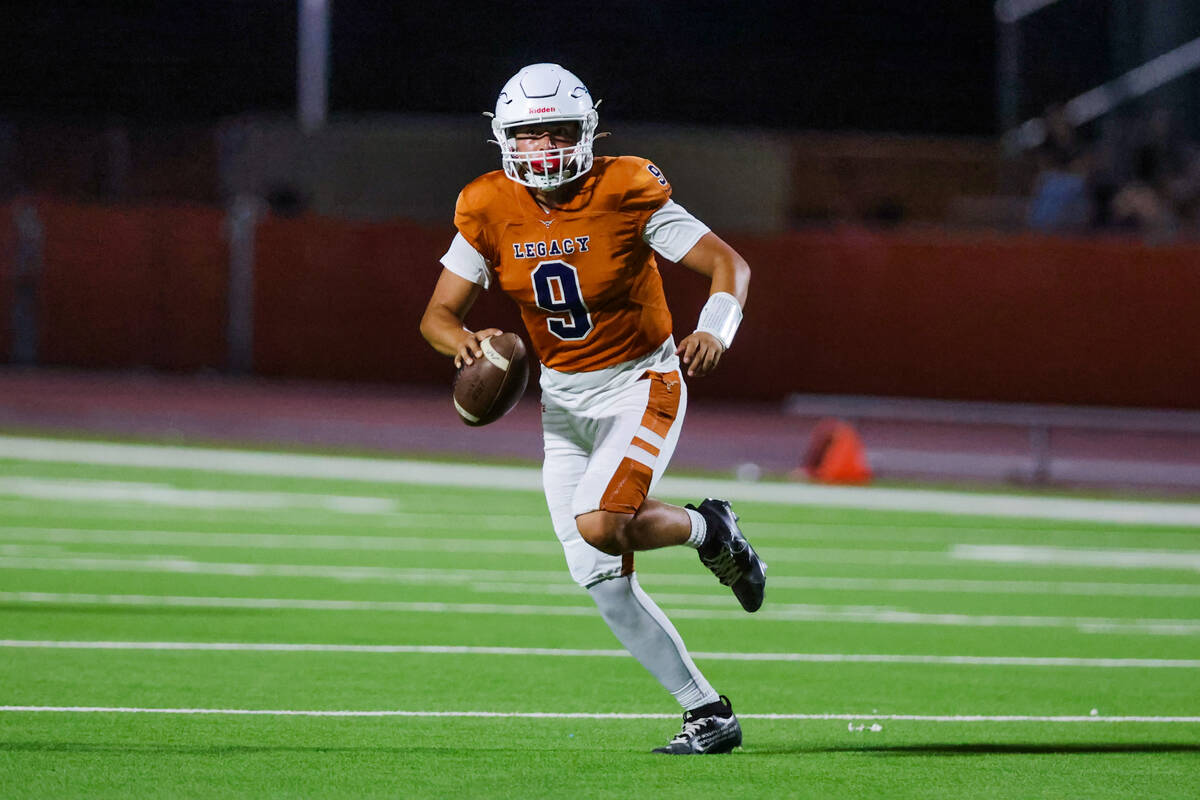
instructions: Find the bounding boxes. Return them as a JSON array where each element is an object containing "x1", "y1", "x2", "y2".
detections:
[
  {"x1": 1035, "y1": 104, "x2": 1089, "y2": 175},
  {"x1": 1086, "y1": 113, "x2": 1134, "y2": 231},
  {"x1": 1027, "y1": 104, "x2": 1092, "y2": 233},
  {"x1": 1144, "y1": 108, "x2": 1200, "y2": 240},
  {"x1": 1100, "y1": 107, "x2": 1199, "y2": 242},
  {"x1": 1173, "y1": 157, "x2": 1200, "y2": 239}
]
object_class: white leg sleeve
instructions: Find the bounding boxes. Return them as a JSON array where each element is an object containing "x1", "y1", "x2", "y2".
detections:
[{"x1": 588, "y1": 574, "x2": 719, "y2": 710}]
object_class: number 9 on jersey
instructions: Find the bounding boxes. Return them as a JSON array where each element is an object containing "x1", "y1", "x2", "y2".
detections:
[{"x1": 532, "y1": 261, "x2": 593, "y2": 341}]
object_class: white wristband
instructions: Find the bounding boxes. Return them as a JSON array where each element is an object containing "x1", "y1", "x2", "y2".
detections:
[{"x1": 695, "y1": 291, "x2": 743, "y2": 349}]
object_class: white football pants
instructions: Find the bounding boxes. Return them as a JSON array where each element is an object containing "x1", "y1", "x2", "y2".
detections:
[{"x1": 539, "y1": 351, "x2": 719, "y2": 710}]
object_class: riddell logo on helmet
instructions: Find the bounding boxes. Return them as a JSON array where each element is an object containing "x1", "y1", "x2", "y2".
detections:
[{"x1": 528, "y1": 107, "x2": 557, "y2": 114}]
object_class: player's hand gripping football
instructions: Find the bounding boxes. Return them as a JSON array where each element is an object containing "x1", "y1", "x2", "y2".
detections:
[
  {"x1": 454, "y1": 328, "x2": 505, "y2": 368},
  {"x1": 676, "y1": 331, "x2": 725, "y2": 378}
]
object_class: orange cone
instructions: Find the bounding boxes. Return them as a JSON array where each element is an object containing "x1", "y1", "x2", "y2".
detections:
[{"x1": 800, "y1": 418, "x2": 872, "y2": 484}]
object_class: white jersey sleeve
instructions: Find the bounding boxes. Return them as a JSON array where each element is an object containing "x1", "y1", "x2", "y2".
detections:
[
  {"x1": 439, "y1": 232, "x2": 493, "y2": 289},
  {"x1": 642, "y1": 199, "x2": 711, "y2": 262}
]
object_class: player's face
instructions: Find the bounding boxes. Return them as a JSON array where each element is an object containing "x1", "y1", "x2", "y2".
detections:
[
  {"x1": 511, "y1": 122, "x2": 581, "y2": 176},
  {"x1": 511, "y1": 122, "x2": 580, "y2": 151}
]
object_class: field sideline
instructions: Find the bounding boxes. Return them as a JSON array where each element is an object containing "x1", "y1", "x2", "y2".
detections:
[{"x1": 1, "y1": 434, "x2": 1199, "y2": 798}]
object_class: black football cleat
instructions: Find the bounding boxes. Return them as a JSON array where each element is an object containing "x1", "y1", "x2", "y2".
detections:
[
  {"x1": 689, "y1": 498, "x2": 767, "y2": 612},
  {"x1": 652, "y1": 695, "x2": 743, "y2": 755}
]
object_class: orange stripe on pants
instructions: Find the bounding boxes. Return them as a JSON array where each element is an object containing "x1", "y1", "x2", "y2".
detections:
[{"x1": 598, "y1": 370, "x2": 681, "y2": 515}]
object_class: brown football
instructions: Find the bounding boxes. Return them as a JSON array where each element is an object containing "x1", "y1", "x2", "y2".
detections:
[{"x1": 452, "y1": 332, "x2": 530, "y2": 426}]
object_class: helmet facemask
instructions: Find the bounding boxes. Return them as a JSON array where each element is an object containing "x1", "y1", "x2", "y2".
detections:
[
  {"x1": 489, "y1": 64, "x2": 600, "y2": 192},
  {"x1": 493, "y1": 111, "x2": 598, "y2": 191}
]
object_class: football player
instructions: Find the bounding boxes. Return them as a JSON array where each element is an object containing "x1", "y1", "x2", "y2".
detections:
[{"x1": 420, "y1": 63, "x2": 766, "y2": 755}]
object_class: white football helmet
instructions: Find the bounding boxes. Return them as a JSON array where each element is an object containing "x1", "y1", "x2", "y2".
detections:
[{"x1": 491, "y1": 63, "x2": 599, "y2": 191}]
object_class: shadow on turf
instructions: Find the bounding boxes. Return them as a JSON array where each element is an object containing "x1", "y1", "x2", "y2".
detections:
[{"x1": 807, "y1": 743, "x2": 1200, "y2": 757}]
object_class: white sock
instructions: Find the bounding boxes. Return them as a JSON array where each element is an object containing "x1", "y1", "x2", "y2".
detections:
[
  {"x1": 588, "y1": 575, "x2": 719, "y2": 710},
  {"x1": 683, "y1": 507, "x2": 707, "y2": 550}
]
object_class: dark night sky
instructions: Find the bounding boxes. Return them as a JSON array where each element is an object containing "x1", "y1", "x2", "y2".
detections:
[{"x1": 2, "y1": 2, "x2": 998, "y2": 135}]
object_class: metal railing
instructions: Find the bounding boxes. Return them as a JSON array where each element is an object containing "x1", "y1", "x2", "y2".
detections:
[{"x1": 785, "y1": 392, "x2": 1200, "y2": 486}]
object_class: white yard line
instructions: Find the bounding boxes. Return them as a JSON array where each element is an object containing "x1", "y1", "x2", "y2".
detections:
[
  {"x1": 3, "y1": 435, "x2": 1199, "y2": 526},
  {"x1": 0, "y1": 538, "x2": 940, "y2": 570},
  {"x1": 0, "y1": 514, "x2": 1184, "y2": 544},
  {"x1": 7, "y1": 523, "x2": 1200, "y2": 567},
  {"x1": 954, "y1": 544, "x2": 1200, "y2": 571},
  {"x1": 3, "y1": 548, "x2": 1200, "y2": 597},
  {"x1": 0, "y1": 500, "x2": 548, "y2": 529},
  {"x1": 0, "y1": 555, "x2": 561, "y2": 580},
  {"x1": 3, "y1": 639, "x2": 1197, "y2": 668},
  {"x1": 0, "y1": 532, "x2": 559, "y2": 556},
  {"x1": 0, "y1": 477, "x2": 396, "y2": 514},
  {"x1": 0, "y1": 705, "x2": 1197, "y2": 723},
  {"x1": 3, "y1": 591, "x2": 1197, "y2": 635},
  {"x1": 0, "y1": 549, "x2": 957, "y2": 577}
]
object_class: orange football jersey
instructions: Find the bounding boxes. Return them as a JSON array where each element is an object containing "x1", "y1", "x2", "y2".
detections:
[{"x1": 454, "y1": 156, "x2": 676, "y2": 372}]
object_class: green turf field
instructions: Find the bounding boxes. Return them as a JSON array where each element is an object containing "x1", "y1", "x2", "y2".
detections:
[{"x1": 0, "y1": 435, "x2": 1198, "y2": 798}]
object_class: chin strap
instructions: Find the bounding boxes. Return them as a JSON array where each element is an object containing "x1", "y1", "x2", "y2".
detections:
[{"x1": 695, "y1": 292, "x2": 743, "y2": 349}]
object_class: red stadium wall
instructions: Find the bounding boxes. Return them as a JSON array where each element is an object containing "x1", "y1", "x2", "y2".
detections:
[
  {"x1": 251, "y1": 214, "x2": 525, "y2": 387},
  {"x1": 13, "y1": 199, "x2": 228, "y2": 370},
  {"x1": 8, "y1": 200, "x2": 1200, "y2": 409},
  {"x1": 687, "y1": 229, "x2": 1200, "y2": 407}
]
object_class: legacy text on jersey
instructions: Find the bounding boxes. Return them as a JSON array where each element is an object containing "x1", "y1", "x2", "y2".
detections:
[{"x1": 511, "y1": 236, "x2": 592, "y2": 259}]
